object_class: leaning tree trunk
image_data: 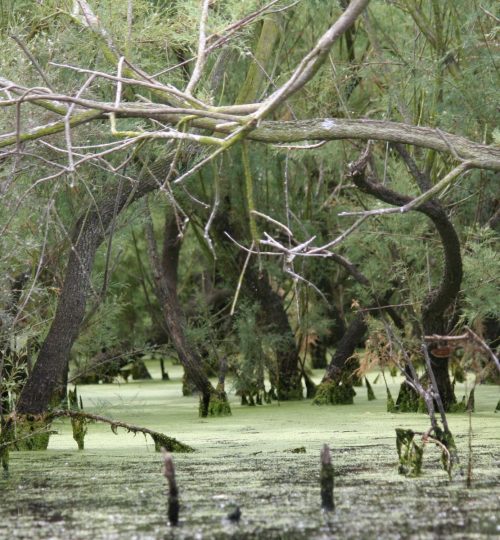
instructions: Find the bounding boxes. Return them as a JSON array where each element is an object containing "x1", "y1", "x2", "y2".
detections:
[
  {"x1": 313, "y1": 311, "x2": 367, "y2": 405},
  {"x1": 349, "y1": 148, "x2": 462, "y2": 410},
  {"x1": 313, "y1": 288, "x2": 402, "y2": 405},
  {"x1": 16, "y1": 159, "x2": 170, "y2": 415},
  {"x1": 145, "y1": 212, "x2": 230, "y2": 417}
]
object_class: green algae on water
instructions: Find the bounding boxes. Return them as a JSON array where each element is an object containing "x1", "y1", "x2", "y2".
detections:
[{"x1": 0, "y1": 365, "x2": 498, "y2": 540}]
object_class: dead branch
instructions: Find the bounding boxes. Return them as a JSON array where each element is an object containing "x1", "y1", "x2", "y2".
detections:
[
  {"x1": 49, "y1": 410, "x2": 194, "y2": 453},
  {"x1": 424, "y1": 328, "x2": 500, "y2": 373}
]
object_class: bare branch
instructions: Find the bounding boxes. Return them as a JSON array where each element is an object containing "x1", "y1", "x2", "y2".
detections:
[
  {"x1": 251, "y1": 0, "x2": 371, "y2": 121},
  {"x1": 185, "y1": 0, "x2": 211, "y2": 95},
  {"x1": 338, "y1": 162, "x2": 474, "y2": 217},
  {"x1": 425, "y1": 330, "x2": 500, "y2": 373},
  {"x1": 230, "y1": 241, "x2": 255, "y2": 316},
  {"x1": 251, "y1": 210, "x2": 294, "y2": 237},
  {"x1": 10, "y1": 35, "x2": 54, "y2": 91}
]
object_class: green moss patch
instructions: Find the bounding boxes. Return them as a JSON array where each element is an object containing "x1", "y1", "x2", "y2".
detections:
[{"x1": 312, "y1": 379, "x2": 356, "y2": 405}]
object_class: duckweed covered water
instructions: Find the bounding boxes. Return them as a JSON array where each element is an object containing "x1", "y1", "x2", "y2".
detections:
[{"x1": 1, "y1": 365, "x2": 498, "y2": 539}]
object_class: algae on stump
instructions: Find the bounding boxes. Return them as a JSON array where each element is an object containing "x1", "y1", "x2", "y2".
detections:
[
  {"x1": 199, "y1": 390, "x2": 232, "y2": 417},
  {"x1": 365, "y1": 377, "x2": 376, "y2": 401},
  {"x1": 313, "y1": 379, "x2": 355, "y2": 405},
  {"x1": 7, "y1": 415, "x2": 52, "y2": 451},
  {"x1": 396, "y1": 428, "x2": 423, "y2": 477}
]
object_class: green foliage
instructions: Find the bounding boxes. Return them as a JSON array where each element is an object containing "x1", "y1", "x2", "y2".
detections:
[
  {"x1": 0, "y1": 350, "x2": 29, "y2": 414},
  {"x1": 0, "y1": 0, "x2": 498, "y2": 420},
  {"x1": 233, "y1": 302, "x2": 270, "y2": 402},
  {"x1": 207, "y1": 393, "x2": 232, "y2": 417},
  {"x1": 395, "y1": 381, "x2": 427, "y2": 414},
  {"x1": 461, "y1": 227, "x2": 500, "y2": 326},
  {"x1": 9, "y1": 416, "x2": 52, "y2": 451},
  {"x1": 198, "y1": 392, "x2": 232, "y2": 417},
  {"x1": 492, "y1": 128, "x2": 500, "y2": 145}
]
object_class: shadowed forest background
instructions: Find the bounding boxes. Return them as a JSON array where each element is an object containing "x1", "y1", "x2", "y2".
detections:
[{"x1": 0, "y1": 1, "x2": 498, "y2": 538}]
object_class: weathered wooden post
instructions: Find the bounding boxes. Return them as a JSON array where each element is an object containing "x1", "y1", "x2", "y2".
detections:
[
  {"x1": 162, "y1": 448, "x2": 179, "y2": 526},
  {"x1": 320, "y1": 444, "x2": 334, "y2": 511}
]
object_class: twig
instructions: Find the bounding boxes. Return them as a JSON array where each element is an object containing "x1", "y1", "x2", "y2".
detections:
[
  {"x1": 152, "y1": 0, "x2": 284, "y2": 78},
  {"x1": 10, "y1": 35, "x2": 54, "y2": 91},
  {"x1": 230, "y1": 241, "x2": 254, "y2": 316},
  {"x1": 465, "y1": 326, "x2": 500, "y2": 373},
  {"x1": 273, "y1": 141, "x2": 327, "y2": 150},
  {"x1": 251, "y1": 0, "x2": 370, "y2": 121},
  {"x1": 479, "y1": 5, "x2": 500, "y2": 23},
  {"x1": 251, "y1": 210, "x2": 293, "y2": 237},
  {"x1": 424, "y1": 329, "x2": 500, "y2": 373},
  {"x1": 185, "y1": 0, "x2": 210, "y2": 95},
  {"x1": 419, "y1": 432, "x2": 451, "y2": 467}
]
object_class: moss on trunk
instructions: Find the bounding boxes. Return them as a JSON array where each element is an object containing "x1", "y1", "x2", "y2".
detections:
[
  {"x1": 199, "y1": 390, "x2": 232, "y2": 417},
  {"x1": 395, "y1": 382, "x2": 426, "y2": 413},
  {"x1": 3, "y1": 415, "x2": 52, "y2": 451},
  {"x1": 312, "y1": 378, "x2": 356, "y2": 405}
]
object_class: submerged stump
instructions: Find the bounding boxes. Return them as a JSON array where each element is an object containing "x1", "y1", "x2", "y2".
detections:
[
  {"x1": 365, "y1": 377, "x2": 376, "y2": 401},
  {"x1": 313, "y1": 378, "x2": 355, "y2": 405},
  {"x1": 320, "y1": 444, "x2": 334, "y2": 511},
  {"x1": 396, "y1": 428, "x2": 423, "y2": 476},
  {"x1": 162, "y1": 449, "x2": 179, "y2": 526}
]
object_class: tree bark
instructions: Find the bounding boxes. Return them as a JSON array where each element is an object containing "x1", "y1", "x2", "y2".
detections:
[{"x1": 16, "y1": 159, "x2": 168, "y2": 414}]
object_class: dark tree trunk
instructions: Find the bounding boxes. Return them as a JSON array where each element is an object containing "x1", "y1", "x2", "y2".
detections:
[
  {"x1": 212, "y1": 202, "x2": 303, "y2": 400},
  {"x1": 243, "y1": 266, "x2": 303, "y2": 400},
  {"x1": 313, "y1": 310, "x2": 366, "y2": 405},
  {"x1": 349, "y1": 148, "x2": 462, "y2": 410},
  {"x1": 17, "y1": 160, "x2": 168, "y2": 414},
  {"x1": 323, "y1": 312, "x2": 367, "y2": 382},
  {"x1": 146, "y1": 213, "x2": 229, "y2": 416},
  {"x1": 318, "y1": 290, "x2": 401, "y2": 393},
  {"x1": 419, "y1": 208, "x2": 461, "y2": 409},
  {"x1": 311, "y1": 293, "x2": 346, "y2": 369}
]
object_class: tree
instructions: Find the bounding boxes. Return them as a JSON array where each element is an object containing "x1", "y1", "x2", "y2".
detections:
[{"x1": 1, "y1": 0, "x2": 498, "y2": 419}]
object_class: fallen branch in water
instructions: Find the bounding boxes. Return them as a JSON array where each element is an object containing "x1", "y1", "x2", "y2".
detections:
[{"x1": 49, "y1": 410, "x2": 195, "y2": 453}]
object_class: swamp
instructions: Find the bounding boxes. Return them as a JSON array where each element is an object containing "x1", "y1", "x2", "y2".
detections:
[
  {"x1": 2, "y1": 364, "x2": 499, "y2": 539},
  {"x1": 0, "y1": 0, "x2": 499, "y2": 538}
]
